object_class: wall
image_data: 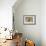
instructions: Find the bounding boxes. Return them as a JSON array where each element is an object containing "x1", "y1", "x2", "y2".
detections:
[
  {"x1": 0, "y1": 0, "x2": 16, "y2": 29},
  {"x1": 0, "y1": 0, "x2": 16, "y2": 38},
  {"x1": 13, "y1": 0, "x2": 41, "y2": 46},
  {"x1": 41, "y1": 0, "x2": 46, "y2": 46}
]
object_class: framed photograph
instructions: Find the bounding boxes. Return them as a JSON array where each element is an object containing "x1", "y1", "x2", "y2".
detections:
[{"x1": 23, "y1": 15, "x2": 36, "y2": 25}]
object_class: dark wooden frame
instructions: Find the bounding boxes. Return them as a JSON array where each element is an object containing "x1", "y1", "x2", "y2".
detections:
[{"x1": 23, "y1": 15, "x2": 36, "y2": 25}]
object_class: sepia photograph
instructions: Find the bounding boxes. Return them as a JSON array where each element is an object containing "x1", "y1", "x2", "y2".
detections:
[{"x1": 23, "y1": 15, "x2": 36, "y2": 25}]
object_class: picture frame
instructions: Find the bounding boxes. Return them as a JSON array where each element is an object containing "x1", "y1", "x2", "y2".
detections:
[{"x1": 23, "y1": 15, "x2": 36, "y2": 25}]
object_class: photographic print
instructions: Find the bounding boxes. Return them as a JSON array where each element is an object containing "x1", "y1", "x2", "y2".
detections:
[{"x1": 23, "y1": 15, "x2": 36, "y2": 25}]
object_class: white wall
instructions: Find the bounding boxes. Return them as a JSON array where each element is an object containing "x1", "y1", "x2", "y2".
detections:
[
  {"x1": 13, "y1": 0, "x2": 46, "y2": 46},
  {"x1": 0, "y1": 0, "x2": 16, "y2": 39},
  {"x1": 0, "y1": 0, "x2": 16, "y2": 29},
  {"x1": 13, "y1": 0, "x2": 41, "y2": 46},
  {"x1": 41, "y1": 0, "x2": 46, "y2": 46}
]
